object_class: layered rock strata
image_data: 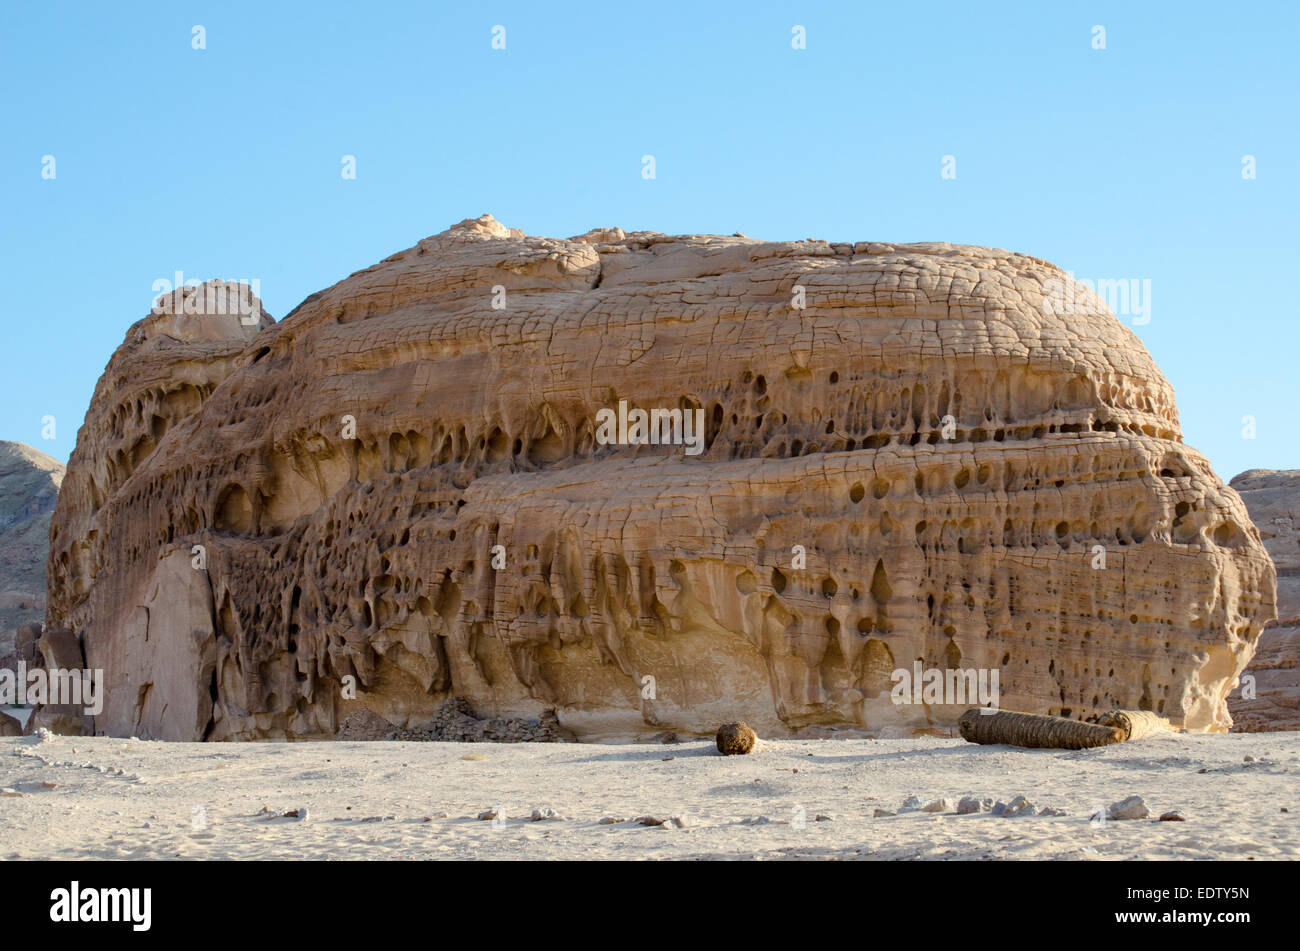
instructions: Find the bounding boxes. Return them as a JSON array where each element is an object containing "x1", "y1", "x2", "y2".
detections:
[{"x1": 46, "y1": 217, "x2": 1275, "y2": 740}]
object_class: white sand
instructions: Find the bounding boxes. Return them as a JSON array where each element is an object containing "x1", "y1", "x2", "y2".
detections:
[{"x1": 2, "y1": 730, "x2": 1297, "y2": 860}]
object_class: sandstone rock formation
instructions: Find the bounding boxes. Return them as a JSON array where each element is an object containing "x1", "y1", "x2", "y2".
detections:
[
  {"x1": 46, "y1": 216, "x2": 1275, "y2": 740},
  {"x1": 1227, "y1": 470, "x2": 1300, "y2": 731},
  {"x1": 0, "y1": 441, "x2": 64, "y2": 664}
]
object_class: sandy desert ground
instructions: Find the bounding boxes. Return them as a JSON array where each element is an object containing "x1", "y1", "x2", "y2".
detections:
[{"x1": 2, "y1": 729, "x2": 1297, "y2": 861}]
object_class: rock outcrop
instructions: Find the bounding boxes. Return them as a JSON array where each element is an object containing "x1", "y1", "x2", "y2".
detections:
[
  {"x1": 0, "y1": 442, "x2": 64, "y2": 666},
  {"x1": 1228, "y1": 470, "x2": 1300, "y2": 731},
  {"x1": 46, "y1": 216, "x2": 1275, "y2": 740}
]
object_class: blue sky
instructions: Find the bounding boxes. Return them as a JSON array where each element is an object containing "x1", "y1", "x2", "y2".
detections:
[{"x1": 2, "y1": 1, "x2": 1296, "y2": 479}]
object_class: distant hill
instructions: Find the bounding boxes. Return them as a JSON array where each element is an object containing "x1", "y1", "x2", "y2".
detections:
[
  {"x1": 1228, "y1": 469, "x2": 1300, "y2": 731},
  {"x1": 0, "y1": 441, "x2": 64, "y2": 643}
]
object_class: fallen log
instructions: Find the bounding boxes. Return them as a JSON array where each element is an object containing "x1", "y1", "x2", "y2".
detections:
[
  {"x1": 958, "y1": 708, "x2": 1169, "y2": 750},
  {"x1": 1096, "y1": 709, "x2": 1172, "y2": 741}
]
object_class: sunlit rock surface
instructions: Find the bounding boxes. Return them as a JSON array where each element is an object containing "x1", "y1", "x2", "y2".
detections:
[{"x1": 46, "y1": 217, "x2": 1275, "y2": 739}]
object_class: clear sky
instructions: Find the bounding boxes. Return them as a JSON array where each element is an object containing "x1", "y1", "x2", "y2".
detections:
[{"x1": 3, "y1": 1, "x2": 1296, "y2": 480}]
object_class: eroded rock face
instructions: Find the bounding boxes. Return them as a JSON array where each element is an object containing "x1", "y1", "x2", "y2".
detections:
[
  {"x1": 46, "y1": 216, "x2": 1275, "y2": 740},
  {"x1": 46, "y1": 282, "x2": 270, "y2": 740},
  {"x1": 1228, "y1": 470, "x2": 1300, "y2": 731}
]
